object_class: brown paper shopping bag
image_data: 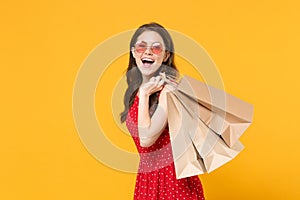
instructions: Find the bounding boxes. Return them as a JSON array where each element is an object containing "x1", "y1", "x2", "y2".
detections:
[
  {"x1": 167, "y1": 91, "x2": 244, "y2": 178},
  {"x1": 167, "y1": 92, "x2": 206, "y2": 178},
  {"x1": 176, "y1": 75, "x2": 254, "y2": 147},
  {"x1": 166, "y1": 75, "x2": 253, "y2": 178}
]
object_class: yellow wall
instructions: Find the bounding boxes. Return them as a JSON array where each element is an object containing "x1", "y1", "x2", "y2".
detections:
[{"x1": 1, "y1": 0, "x2": 299, "y2": 199}]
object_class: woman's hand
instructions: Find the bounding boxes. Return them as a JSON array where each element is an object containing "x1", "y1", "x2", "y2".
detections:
[{"x1": 139, "y1": 74, "x2": 165, "y2": 97}]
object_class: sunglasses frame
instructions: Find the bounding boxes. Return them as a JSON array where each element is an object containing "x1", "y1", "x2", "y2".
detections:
[{"x1": 133, "y1": 41, "x2": 164, "y2": 54}]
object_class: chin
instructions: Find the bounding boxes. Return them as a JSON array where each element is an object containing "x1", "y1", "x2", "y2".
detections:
[{"x1": 138, "y1": 64, "x2": 161, "y2": 77}]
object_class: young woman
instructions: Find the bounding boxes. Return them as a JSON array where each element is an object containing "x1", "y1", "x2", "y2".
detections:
[{"x1": 121, "y1": 22, "x2": 205, "y2": 200}]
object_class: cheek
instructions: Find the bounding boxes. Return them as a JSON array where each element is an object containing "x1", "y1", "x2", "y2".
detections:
[
  {"x1": 155, "y1": 54, "x2": 165, "y2": 63},
  {"x1": 133, "y1": 54, "x2": 141, "y2": 63}
]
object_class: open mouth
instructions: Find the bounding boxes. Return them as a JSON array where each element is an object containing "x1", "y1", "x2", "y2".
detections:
[{"x1": 141, "y1": 58, "x2": 155, "y2": 65}]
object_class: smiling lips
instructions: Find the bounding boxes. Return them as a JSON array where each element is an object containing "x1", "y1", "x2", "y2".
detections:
[{"x1": 141, "y1": 58, "x2": 155, "y2": 66}]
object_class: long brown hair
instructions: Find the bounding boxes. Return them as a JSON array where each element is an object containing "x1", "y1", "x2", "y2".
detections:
[{"x1": 120, "y1": 22, "x2": 178, "y2": 123}]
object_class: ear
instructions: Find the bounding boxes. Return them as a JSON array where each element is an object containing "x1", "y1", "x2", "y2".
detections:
[{"x1": 163, "y1": 51, "x2": 170, "y2": 62}]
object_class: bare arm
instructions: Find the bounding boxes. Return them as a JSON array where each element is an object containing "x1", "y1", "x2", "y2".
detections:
[{"x1": 138, "y1": 76, "x2": 174, "y2": 147}]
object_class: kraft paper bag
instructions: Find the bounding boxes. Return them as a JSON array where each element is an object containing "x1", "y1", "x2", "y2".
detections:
[
  {"x1": 165, "y1": 75, "x2": 253, "y2": 178},
  {"x1": 167, "y1": 92, "x2": 206, "y2": 178},
  {"x1": 167, "y1": 91, "x2": 244, "y2": 178},
  {"x1": 176, "y1": 75, "x2": 254, "y2": 147}
]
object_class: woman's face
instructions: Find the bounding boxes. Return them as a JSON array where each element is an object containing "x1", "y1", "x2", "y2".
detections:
[{"x1": 132, "y1": 31, "x2": 169, "y2": 80}]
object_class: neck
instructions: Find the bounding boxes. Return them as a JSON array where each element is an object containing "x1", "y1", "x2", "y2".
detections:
[{"x1": 141, "y1": 75, "x2": 151, "y2": 86}]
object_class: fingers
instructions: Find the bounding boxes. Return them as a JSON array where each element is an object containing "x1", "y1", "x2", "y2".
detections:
[
  {"x1": 158, "y1": 78, "x2": 164, "y2": 86},
  {"x1": 149, "y1": 76, "x2": 156, "y2": 82},
  {"x1": 151, "y1": 74, "x2": 165, "y2": 83},
  {"x1": 141, "y1": 74, "x2": 167, "y2": 96},
  {"x1": 155, "y1": 75, "x2": 165, "y2": 87},
  {"x1": 159, "y1": 72, "x2": 166, "y2": 79},
  {"x1": 154, "y1": 76, "x2": 161, "y2": 85}
]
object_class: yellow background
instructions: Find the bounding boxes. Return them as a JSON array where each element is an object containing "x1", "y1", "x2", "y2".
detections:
[{"x1": 1, "y1": 0, "x2": 299, "y2": 199}]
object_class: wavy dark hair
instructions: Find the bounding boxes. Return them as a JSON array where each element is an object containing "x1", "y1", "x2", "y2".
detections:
[{"x1": 120, "y1": 22, "x2": 178, "y2": 123}]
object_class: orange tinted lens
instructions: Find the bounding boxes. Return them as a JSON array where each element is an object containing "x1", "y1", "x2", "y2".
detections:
[
  {"x1": 151, "y1": 43, "x2": 163, "y2": 54},
  {"x1": 135, "y1": 43, "x2": 147, "y2": 53}
]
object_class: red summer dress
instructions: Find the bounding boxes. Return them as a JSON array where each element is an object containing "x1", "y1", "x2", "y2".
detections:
[{"x1": 126, "y1": 94, "x2": 205, "y2": 200}]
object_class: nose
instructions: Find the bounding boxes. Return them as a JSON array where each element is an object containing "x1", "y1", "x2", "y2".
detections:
[{"x1": 144, "y1": 47, "x2": 153, "y2": 55}]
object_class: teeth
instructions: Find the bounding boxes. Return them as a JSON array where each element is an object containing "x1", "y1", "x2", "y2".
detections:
[{"x1": 142, "y1": 58, "x2": 154, "y2": 62}]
